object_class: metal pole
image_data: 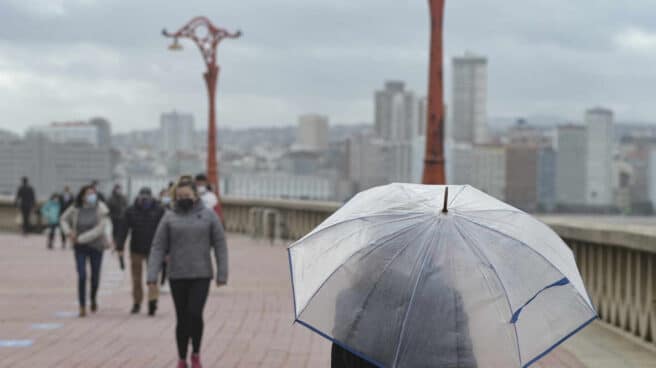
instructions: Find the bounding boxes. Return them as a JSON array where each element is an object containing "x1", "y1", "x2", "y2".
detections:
[{"x1": 422, "y1": 0, "x2": 446, "y2": 185}]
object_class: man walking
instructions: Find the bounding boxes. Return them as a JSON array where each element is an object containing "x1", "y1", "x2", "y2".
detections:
[
  {"x1": 117, "y1": 187, "x2": 166, "y2": 316},
  {"x1": 15, "y1": 177, "x2": 36, "y2": 236}
]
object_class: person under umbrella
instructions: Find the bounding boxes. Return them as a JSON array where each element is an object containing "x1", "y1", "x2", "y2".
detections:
[{"x1": 288, "y1": 184, "x2": 597, "y2": 368}]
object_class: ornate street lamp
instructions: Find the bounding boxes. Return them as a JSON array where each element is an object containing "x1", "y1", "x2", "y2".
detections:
[{"x1": 163, "y1": 17, "x2": 241, "y2": 218}]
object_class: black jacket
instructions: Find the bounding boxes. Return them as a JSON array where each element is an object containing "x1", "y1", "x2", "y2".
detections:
[
  {"x1": 117, "y1": 202, "x2": 166, "y2": 255},
  {"x1": 15, "y1": 185, "x2": 36, "y2": 209}
]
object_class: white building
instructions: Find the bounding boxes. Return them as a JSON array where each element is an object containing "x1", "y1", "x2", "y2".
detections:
[
  {"x1": 585, "y1": 108, "x2": 614, "y2": 206},
  {"x1": 224, "y1": 172, "x2": 336, "y2": 201},
  {"x1": 452, "y1": 52, "x2": 488, "y2": 144},
  {"x1": 451, "y1": 143, "x2": 506, "y2": 200},
  {"x1": 374, "y1": 81, "x2": 426, "y2": 183},
  {"x1": 556, "y1": 125, "x2": 587, "y2": 206},
  {"x1": 161, "y1": 111, "x2": 195, "y2": 156},
  {"x1": 297, "y1": 114, "x2": 329, "y2": 151},
  {"x1": 0, "y1": 135, "x2": 113, "y2": 199},
  {"x1": 374, "y1": 81, "x2": 420, "y2": 142},
  {"x1": 28, "y1": 122, "x2": 100, "y2": 146},
  {"x1": 347, "y1": 133, "x2": 388, "y2": 191}
]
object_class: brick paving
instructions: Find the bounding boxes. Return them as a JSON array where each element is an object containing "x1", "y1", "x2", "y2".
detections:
[{"x1": 0, "y1": 232, "x2": 585, "y2": 368}]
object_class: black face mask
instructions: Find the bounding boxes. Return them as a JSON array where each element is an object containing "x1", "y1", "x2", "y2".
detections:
[{"x1": 177, "y1": 198, "x2": 194, "y2": 212}]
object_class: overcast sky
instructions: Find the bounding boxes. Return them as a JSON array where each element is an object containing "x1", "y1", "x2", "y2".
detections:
[{"x1": 1, "y1": 0, "x2": 656, "y2": 134}]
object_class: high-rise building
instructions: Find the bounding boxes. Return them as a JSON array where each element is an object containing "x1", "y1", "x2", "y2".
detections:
[
  {"x1": 374, "y1": 81, "x2": 420, "y2": 142},
  {"x1": 160, "y1": 111, "x2": 195, "y2": 156},
  {"x1": 297, "y1": 114, "x2": 329, "y2": 151},
  {"x1": 556, "y1": 125, "x2": 587, "y2": 207},
  {"x1": 585, "y1": 107, "x2": 614, "y2": 206},
  {"x1": 347, "y1": 133, "x2": 388, "y2": 191},
  {"x1": 452, "y1": 143, "x2": 506, "y2": 200},
  {"x1": 505, "y1": 145, "x2": 539, "y2": 211},
  {"x1": 89, "y1": 117, "x2": 112, "y2": 148},
  {"x1": 452, "y1": 52, "x2": 488, "y2": 144},
  {"x1": 537, "y1": 147, "x2": 557, "y2": 212}
]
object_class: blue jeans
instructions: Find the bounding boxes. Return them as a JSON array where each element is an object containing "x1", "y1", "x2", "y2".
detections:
[{"x1": 74, "y1": 245, "x2": 103, "y2": 307}]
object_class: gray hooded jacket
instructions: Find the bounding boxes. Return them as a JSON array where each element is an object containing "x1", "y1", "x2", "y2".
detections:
[{"x1": 147, "y1": 201, "x2": 227, "y2": 284}]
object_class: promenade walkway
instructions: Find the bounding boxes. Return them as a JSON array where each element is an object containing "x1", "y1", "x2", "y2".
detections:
[{"x1": 0, "y1": 233, "x2": 653, "y2": 367}]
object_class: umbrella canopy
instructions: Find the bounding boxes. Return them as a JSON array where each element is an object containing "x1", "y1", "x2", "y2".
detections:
[{"x1": 288, "y1": 184, "x2": 596, "y2": 368}]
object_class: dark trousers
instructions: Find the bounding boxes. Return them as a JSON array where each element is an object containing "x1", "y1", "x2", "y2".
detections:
[
  {"x1": 20, "y1": 207, "x2": 31, "y2": 234},
  {"x1": 74, "y1": 245, "x2": 103, "y2": 307},
  {"x1": 47, "y1": 224, "x2": 65, "y2": 248},
  {"x1": 169, "y1": 278, "x2": 211, "y2": 359}
]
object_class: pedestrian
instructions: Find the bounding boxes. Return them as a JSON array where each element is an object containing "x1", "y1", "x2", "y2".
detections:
[
  {"x1": 107, "y1": 184, "x2": 128, "y2": 250},
  {"x1": 40, "y1": 193, "x2": 62, "y2": 250},
  {"x1": 117, "y1": 187, "x2": 166, "y2": 316},
  {"x1": 60, "y1": 185, "x2": 111, "y2": 317},
  {"x1": 14, "y1": 176, "x2": 36, "y2": 236},
  {"x1": 147, "y1": 176, "x2": 228, "y2": 368},
  {"x1": 159, "y1": 188, "x2": 173, "y2": 210},
  {"x1": 90, "y1": 180, "x2": 106, "y2": 203},
  {"x1": 59, "y1": 186, "x2": 75, "y2": 247},
  {"x1": 194, "y1": 173, "x2": 224, "y2": 224}
]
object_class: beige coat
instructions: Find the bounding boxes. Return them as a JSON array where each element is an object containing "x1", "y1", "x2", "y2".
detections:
[{"x1": 60, "y1": 201, "x2": 112, "y2": 248}]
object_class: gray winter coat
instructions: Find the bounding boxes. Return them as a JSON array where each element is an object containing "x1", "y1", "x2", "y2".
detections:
[{"x1": 147, "y1": 201, "x2": 228, "y2": 284}]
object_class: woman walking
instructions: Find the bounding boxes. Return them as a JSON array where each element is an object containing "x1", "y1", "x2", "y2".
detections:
[
  {"x1": 60, "y1": 185, "x2": 111, "y2": 317},
  {"x1": 40, "y1": 193, "x2": 62, "y2": 249},
  {"x1": 147, "y1": 177, "x2": 227, "y2": 368}
]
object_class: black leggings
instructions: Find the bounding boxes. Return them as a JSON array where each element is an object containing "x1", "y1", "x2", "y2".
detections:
[{"x1": 169, "y1": 278, "x2": 211, "y2": 359}]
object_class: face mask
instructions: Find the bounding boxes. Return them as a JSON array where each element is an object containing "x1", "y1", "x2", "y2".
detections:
[
  {"x1": 141, "y1": 197, "x2": 153, "y2": 208},
  {"x1": 198, "y1": 186, "x2": 207, "y2": 194},
  {"x1": 177, "y1": 198, "x2": 194, "y2": 211},
  {"x1": 162, "y1": 196, "x2": 172, "y2": 205},
  {"x1": 86, "y1": 193, "x2": 98, "y2": 205}
]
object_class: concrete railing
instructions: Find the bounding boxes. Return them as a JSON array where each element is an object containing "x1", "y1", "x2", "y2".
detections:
[
  {"x1": 541, "y1": 216, "x2": 656, "y2": 348},
  {"x1": 3, "y1": 197, "x2": 656, "y2": 347}
]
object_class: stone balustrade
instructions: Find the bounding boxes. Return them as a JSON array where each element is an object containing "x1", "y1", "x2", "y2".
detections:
[{"x1": 2, "y1": 198, "x2": 655, "y2": 348}]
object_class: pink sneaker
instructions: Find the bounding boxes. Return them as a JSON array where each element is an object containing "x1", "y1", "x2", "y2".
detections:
[
  {"x1": 191, "y1": 354, "x2": 202, "y2": 368},
  {"x1": 177, "y1": 359, "x2": 187, "y2": 368}
]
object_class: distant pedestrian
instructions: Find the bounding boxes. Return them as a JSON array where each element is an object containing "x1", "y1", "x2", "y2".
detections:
[
  {"x1": 159, "y1": 188, "x2": 173, "y2": 210},
  {"x1": 107, "y1": 184, "x2": 128, "y2": 250},
  {"x1": 194, "y1": 173, "x2": 224, "y2": 224},
  {"x1": 90, "y1": 180, "x2": 106, "y2": 203},
  {"x1": 117, "y1": 187, "x2": 166, "y2": 316},
  {"x1": 40, "y1": 193, "x2": 62, "y2": 249},
  {"x1": 60, "y1": 185, "x2": 111, "y2": 317},
  {"x1": 148, "y1": 176, "x2": 228, "y2": 368},
  {"x1": 14, "y1": 177, "x2": 36, "y2": 236}
]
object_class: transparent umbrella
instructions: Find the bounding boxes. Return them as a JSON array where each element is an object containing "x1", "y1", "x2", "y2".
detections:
[{"x1": 288, "y1": 184, "x2": 597, "y2": 368}]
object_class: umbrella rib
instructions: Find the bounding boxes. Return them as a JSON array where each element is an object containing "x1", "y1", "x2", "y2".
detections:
[
  {"x1": 447, "y1": 185, "x2": 469, "y2": 207},
  {"x1": 295, "y1": 215, "x2": 431, "y2": 317},
  {"x1": 453, "y1": 219, "x2": 523, "y2": 366},
  {"x1": 289, "y1": 212, "x2": 428, "y2": 249},
  {"x1": 344, "y1": 218, "x2": 435, "y2": 342},
  {"x1": 455, "y1": 215, "x2": 597, "y2": 316},
  {"x1": 311, "y1": 214, "x2": 429, "y2": 264},
  {"x1": 391, "y1": 219, "x2": 440, "y2": 367}
]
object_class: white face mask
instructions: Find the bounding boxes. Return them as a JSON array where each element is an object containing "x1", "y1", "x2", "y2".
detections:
[{"x1": 198, "y1": 186, "x2": 207, "y2": 194}]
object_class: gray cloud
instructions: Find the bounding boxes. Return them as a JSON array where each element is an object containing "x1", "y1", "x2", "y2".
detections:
[{"x1": 1, "y1": 0, "x2": 656, "y2": 134}]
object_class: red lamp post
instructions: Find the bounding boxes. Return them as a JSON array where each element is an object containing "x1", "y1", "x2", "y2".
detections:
[
  {"x1": 163, "y1": 17, "x2": 241, "y2": 217},
  {"x1": 422, "y1": 0, "x2": 446, "y2": 185}
]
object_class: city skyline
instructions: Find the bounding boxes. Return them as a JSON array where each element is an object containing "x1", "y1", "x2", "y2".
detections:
[{"x1": 2, "y1": 1, "x2": 656, "y2": 134}]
